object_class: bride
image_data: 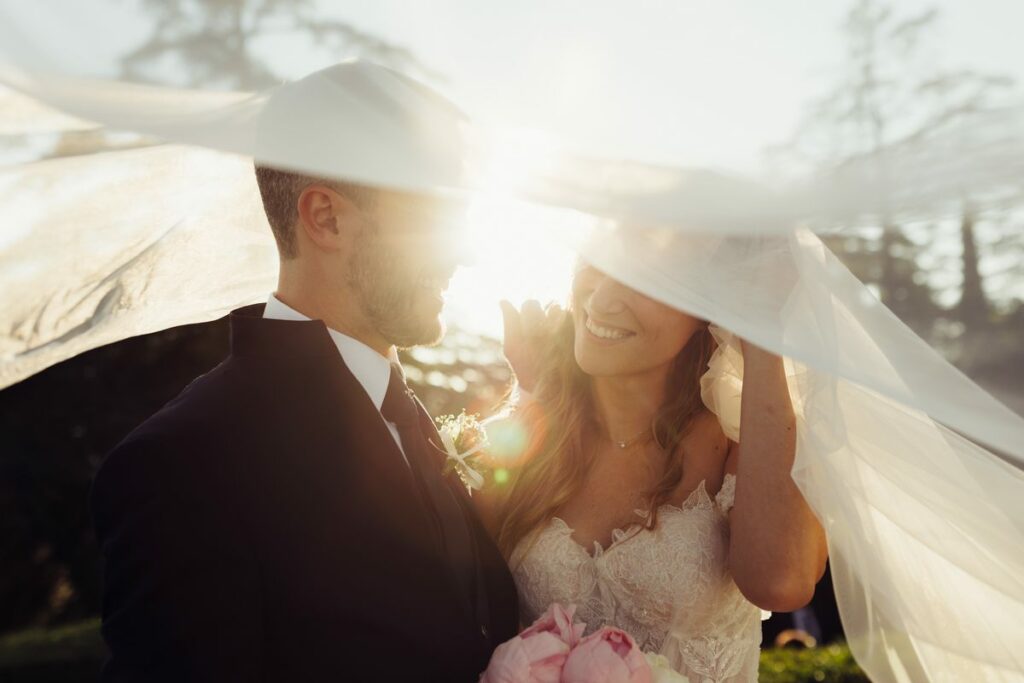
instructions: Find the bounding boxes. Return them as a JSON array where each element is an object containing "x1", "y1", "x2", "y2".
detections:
[{"x1": 475, "y1": 263, "x2": 828, "y2": 682}]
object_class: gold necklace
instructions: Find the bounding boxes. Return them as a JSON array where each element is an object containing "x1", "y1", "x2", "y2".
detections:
[{"x1": 602, "y1": 424, "x2": 655, "y2": 450}]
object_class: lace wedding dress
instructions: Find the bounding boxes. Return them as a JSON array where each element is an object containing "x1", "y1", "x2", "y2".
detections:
[{"x1": 511, "y1": 472, "x2": 765, "y2": 683}]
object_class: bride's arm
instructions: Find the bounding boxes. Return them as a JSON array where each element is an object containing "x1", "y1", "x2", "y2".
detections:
[{"x1": 725, "y1": 342, "x2": 828, "y2": 613}]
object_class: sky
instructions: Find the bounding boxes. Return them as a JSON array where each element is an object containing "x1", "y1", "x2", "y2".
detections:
[
  {"x1": 6, "y1": 0, "x2": 1024, "y2": 170},
  {"x1": 2, "y1": 0, "x2": 1022, "y2": 335}
]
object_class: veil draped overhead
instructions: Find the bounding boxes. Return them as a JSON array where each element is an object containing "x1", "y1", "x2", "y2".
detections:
[
  {"x1": 2, "y1": 8, "x2": 1024, "y2": 682},
  {"x1": 581, "y1": 226, "x2": 1024, "y2": 682}
]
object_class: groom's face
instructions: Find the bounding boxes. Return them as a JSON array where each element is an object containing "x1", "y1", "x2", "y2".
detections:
[{"x1": 348, "y1": 190, "x2": 465, "y2": 348}]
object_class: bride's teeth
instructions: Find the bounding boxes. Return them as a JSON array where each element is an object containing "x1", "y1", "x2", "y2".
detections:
[{"x1": 586, "y1": 317, "x2": 629, "y2": 340}]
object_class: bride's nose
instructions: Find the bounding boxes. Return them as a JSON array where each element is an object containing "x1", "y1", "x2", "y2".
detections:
[{"x1": 585, "y1": 276, "x2": 628, "y2": 317}]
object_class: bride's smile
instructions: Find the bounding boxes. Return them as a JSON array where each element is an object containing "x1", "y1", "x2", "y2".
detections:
[
  {"x1": 582, "y1": 312, "x2": 635, "y2": 343},
  {"x1": 572, "y1": 264, "x2": 704, "y2": 379}
]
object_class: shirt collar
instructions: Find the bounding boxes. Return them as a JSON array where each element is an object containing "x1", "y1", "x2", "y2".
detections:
[{"x1": 263, "y1": 294, "x2": 400, "y2": 411}]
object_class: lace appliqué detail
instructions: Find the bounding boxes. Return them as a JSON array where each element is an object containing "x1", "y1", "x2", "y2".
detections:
[
  {"x1": 680, "y1": 636, "x2": 754, "y2": 683},
  {"x1": 714, "y1": 472, "x2": 737, "y2": 514},
  {"x1": 512, "y1": 473, "x2": 761, "y2": 683}
]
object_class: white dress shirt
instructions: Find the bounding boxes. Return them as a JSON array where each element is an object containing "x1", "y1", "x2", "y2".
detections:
[{"x1": 263, "y1": 294, "x2": 410, "y2": 468}]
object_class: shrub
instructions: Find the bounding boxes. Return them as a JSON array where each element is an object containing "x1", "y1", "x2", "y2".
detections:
[{"x1": 760, "y1": 642, "x2": 868, "y2": 682}]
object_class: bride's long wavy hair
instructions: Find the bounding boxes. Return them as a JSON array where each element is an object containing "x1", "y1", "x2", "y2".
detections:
[{"x1": 495, "y1": 295, "x2": 717, "y2": 561}]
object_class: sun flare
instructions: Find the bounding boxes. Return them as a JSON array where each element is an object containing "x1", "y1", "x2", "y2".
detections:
[{"x1": 444, "y1": 132, "x2": 585, "y2": 338}]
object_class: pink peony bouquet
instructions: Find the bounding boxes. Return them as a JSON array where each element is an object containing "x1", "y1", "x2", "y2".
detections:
[{"x1": 481, "y1": 603, "x2": 689, "y2": 683}]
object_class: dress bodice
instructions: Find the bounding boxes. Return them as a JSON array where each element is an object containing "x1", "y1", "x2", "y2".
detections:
[{"x1": 511, "y1": 473, "x2": 765, "y2": 683}]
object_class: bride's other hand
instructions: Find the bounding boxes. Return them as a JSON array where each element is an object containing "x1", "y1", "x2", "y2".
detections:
[
  {"x1": 500, "y1": 299, "x2": 564, "y2": 393},
  {"x1": 736, "y1": 334, "x2": 778, "y2": 361},
  {"x1": 725, "y1": 333, "x2": 828, "y2": 613}
]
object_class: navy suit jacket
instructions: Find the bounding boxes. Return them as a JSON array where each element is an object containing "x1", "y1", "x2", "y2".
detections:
[{"x1": 91, "y1": 304, "x2": 518, "y2": 682}]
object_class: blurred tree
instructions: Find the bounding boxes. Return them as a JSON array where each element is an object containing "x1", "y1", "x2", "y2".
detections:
[
  {"x1": 778, "y1": 0, "x2": 1018, "y2": 339},
  {"x1": 957, "y1": 205, "x2": 987, "y2": 327},
  {"x1": 121, "y1": 0, "x2": 443, "y2": 89},
  {"x1": 46, "y1": 0, "x2": 445, "y2": 158}
]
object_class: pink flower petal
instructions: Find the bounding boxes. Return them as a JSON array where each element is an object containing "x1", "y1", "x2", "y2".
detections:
[
  {"x1": 520, "y1": 603, "x2": 584, "y2": 649},
  {"x1": 561, "y1": 627, "x2": 652, "y2": 683},
  {"x1": 481, "y1": 637, "x2": 531, "y2": 683},
  {"x1": 481, "y1": 629, "x2": 571, "y2": 683}
]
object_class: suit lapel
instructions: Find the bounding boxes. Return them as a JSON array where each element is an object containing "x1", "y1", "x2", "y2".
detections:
[
  {"x1": 412, "y1": 399, "x2": 496, "y2": 633},
  {"x1": 332, "y1": 359, "x2": 422, "y2": 496},
  {"x1": 230, "y1": 304, "x2": 422, "y2": 505},
  {"x1": 230, "y1": 305, "x2": 494, "y2": 633},
  {"x1": 277, "y1": 328, "x2": 442, "y2": 552}
]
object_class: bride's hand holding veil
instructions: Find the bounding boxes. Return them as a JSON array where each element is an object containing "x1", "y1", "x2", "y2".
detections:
[
  {"x1": 500, "y1": 299, "x2": 566, "y2": 394},
  {"x1": 721, "y1": 335, "x2": 829, "y2": 612},
  {"x1": 705, "y1": 235, "x2": 828, "y2": 611}
]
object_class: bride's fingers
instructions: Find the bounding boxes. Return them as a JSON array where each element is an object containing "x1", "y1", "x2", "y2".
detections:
[
  {"x1": 499, "y1": 300, "x2": 522, "y2": 347},
  {"x1": 521, "y1": 299, "x2": 545, "y2": 336},
  {"x1": 544, "y1": 303, "x2": 565, "y2": 330}
]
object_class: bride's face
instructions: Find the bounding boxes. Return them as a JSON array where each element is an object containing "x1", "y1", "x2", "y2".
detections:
[{"x1": 572, "y1": 265, "x2": 703, "y2": 378}]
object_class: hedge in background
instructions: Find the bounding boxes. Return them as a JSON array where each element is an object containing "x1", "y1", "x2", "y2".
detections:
[{"x1": 760, "y1": 643, "x2": 868, "y2": 682}]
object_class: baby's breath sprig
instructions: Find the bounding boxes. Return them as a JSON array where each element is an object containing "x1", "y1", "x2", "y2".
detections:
[{"x1": 435, "y1": 411, "x2": 491, "y2": 494}]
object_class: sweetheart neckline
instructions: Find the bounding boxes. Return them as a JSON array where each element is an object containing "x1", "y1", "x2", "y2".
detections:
[{"x1": 547, "y1": 473, "x2": 734, "y2": 559}]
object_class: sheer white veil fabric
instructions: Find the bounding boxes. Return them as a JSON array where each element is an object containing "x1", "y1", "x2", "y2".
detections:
[
  {"x1": 1, "y1": 57, "x2": 1023, "y2": 682},
  {"x1": 585, "y1": 226, "x2": 1024, "y2": 682}
]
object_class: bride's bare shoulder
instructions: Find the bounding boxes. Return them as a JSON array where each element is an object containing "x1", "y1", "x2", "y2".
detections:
[
  {"x1": 670, "y1": 409, "x2": 734, "y2": 496},
  {"x1": 687, "y1": 408, "x2": 732, "y2": 455}
]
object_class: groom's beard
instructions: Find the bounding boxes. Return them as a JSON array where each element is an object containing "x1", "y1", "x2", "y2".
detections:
[{"x1": 349, "y1": 221, "x2": 446, "y2": 349}]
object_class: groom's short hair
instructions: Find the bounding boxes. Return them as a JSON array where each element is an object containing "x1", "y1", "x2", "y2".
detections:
[
  {"x1": 251, "y1": 60, "x2": 468, "y2": 259},
  {"x1": 254, "y1": 164, "x2": 376, "y2": 259},
  {"x1": 252, "y1": 61, "x2": 469, "y2": 258}
]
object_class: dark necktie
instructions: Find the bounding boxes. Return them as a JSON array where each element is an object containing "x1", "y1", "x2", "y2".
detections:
[{"x1": 380, "y1": 364, "x2": 480, "y2": 623}]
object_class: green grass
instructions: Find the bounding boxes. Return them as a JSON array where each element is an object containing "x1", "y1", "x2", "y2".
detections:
[
  {"x1": 0, "y1": 620, "x2": 103, "y2": 669},
  {"x1": 0, "y1": 619, "x2": 867, "y2": 682},
  {"x1": 0, "y1": 619, "x2": 104, "y2": 682},
  {"x1": 759, "y1": 642, "x2": 869, "y2": 682}
]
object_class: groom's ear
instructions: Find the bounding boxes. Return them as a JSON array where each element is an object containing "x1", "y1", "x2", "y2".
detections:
[{"x1": 295, "y1": 184, "x2": 360, "y2": 253}]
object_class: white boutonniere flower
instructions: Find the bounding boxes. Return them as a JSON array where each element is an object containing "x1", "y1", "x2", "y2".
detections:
[{"x1": 435, "y1": 411, "x2": 490, "y2": 494}]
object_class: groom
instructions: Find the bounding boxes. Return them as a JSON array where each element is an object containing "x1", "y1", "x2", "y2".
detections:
[{"x1": 91, "y1": 62, "x2": 518, "y2": 682}]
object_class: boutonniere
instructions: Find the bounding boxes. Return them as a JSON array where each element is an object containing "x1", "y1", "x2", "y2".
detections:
[{"x1": 435, "y1": 411, "x2": 490, "y2": 494}]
